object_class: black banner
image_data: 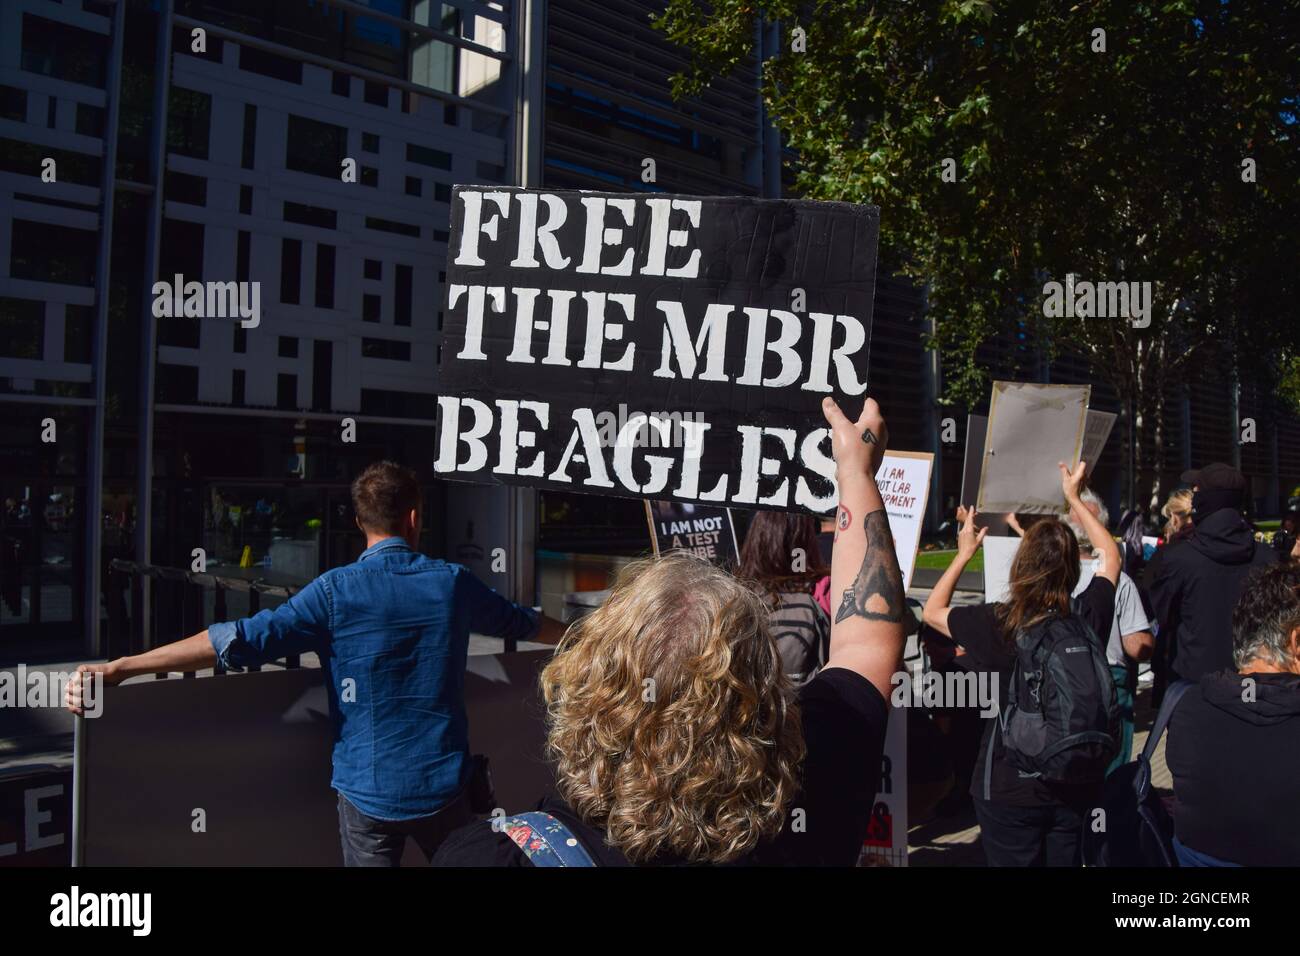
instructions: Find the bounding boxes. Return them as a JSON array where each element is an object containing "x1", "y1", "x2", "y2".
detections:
[{"x1": 434, "y1": 187, "x2": 879, "y2": 513}]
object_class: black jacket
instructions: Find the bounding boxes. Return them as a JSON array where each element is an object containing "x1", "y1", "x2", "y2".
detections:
[
  {"x1": 1167, "y1": 671, "x2": 1300, "y2": 865},
  {"x1": 1148, "y1": 508, "x2": 1277, "y2": 681}
]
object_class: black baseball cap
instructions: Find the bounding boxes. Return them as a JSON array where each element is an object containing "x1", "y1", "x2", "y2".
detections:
[{"x1": 1180, "y1": 462, "x2": 1246, "y2": 492}]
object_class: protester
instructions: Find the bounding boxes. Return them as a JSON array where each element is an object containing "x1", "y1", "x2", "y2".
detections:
[
  {"x1": 1149, "y1": 463, "x2": 1277, "y2": 683},
  {"x1": 922, "y1": 464, "x2": 1120, "y2": 867},
  {"x1": 66, "y1": 461, "x2": 564, "y2": 866},
  {"x1": 1160, "y1": 488, "x2": 1194, "y2": 541},
  {"x1": 1166, "y1": 562, "x2": 1300, "y2": 866},
  {"x1": 738, "y1": 510, "x2": 831, "y2": 685},
  {"x1": 1142, "y1": 487, "x2": 1195, "y2": 703},
  {"x1": 1275, "y1": 509, "x2": 1300, "y2": 563},
  {"x1": 433, "y1": 397, "x2": 906, "y2": 866},
  {"x1": 1065, "y1": 490, "x2": 1153, "y2": 773}
]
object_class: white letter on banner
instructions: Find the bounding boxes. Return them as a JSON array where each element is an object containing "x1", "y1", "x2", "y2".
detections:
[
  {"x1": 449, "y1": 285, "x2": 506, "y2": 361},
  {"x1": 613, "y1": 414, "x2": 674, "y2": 494},
  {"x1": 736, "y1": 307, "x2": 803, "y2": 388},
  {"x1": 653, "y1": 301, "x2": 731, "y2": 381},
  {"x1": 510, "y1": 193, "x2": 570, "y2": 270},
  {"x1": 494, "y1": 399, "x2": 549, "y2": 477},
  {"x1": 454, "y1": 190, "x2": 511, "y2": 267},
  {"x1": 435, "y1": 397, "x2": 494, "y2": 473}
]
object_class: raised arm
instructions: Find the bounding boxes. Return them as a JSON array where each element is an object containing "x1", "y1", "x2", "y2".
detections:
[
  {"x1": 1060, "y1": 461, "x2": 1120, "y2": 585},
  {"x1": 923, "y1": 507, "x2": 987, "y2": 638},
  {"x1": 820, "y1": 396, "x2": 906, "y2": 701}
]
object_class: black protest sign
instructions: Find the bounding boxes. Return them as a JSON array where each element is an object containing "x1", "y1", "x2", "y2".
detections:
[
  {"x1": 434, "y1": 187, "x2": 880, "y2": 512},
  {"x1": 644, "y1": 500, "x2": 738, "y2": 566}
]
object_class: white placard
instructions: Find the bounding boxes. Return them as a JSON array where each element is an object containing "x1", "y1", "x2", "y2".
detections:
[
  {"x1": 976, "y1": 382, "x2": 1090, "y2": 514},
  {"x1": 856, "y1": 450, "x2": 929, "y2": 869},
  {"x1": 860, "y1": 703, "x2": 908, "y2": 867},
  {"x1": 1080, "y1": 410, "x2": 1118, "y2": 474},
  {"x1": 875, "y1": 451, "x2": 934, "y2": 592},
  {"x1": 982, "y1": 534, "x2": 1023, "y2": 604}
]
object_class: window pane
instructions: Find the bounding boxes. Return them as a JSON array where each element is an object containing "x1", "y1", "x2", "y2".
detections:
[
  {"x1": 167, "y1": 87, "x2": 211, "y2": 160},
  {"x1": 0, "y1": 297, "x2": 44, "y2": 359},
  {"x1": 10, "y1": 220, "x2": 97, "y2": 286},
  {"x1": 316, "y1": 244, "x2": 336, "y2": 309},
  {"x1": 20, "y1": 14, "x2": 108, "y2": 88},
  {"x1": 281, "y1": 238, "x2": 302, "y2": 305},
  {"x1": 286, "y1": 114, "x2": 347, "y2": 179}
]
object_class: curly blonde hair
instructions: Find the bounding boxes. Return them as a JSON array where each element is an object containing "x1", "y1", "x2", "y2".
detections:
[{"x1": 540, "y1": 552, "x2": 805, "y2": 864}]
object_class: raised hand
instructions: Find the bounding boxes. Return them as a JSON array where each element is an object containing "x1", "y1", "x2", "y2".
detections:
[
  {"x1": 1059, "y1": 459, "x2": 1087, "y2": 503},
  {"x1": 957, "y1": 507, "x2": 988, "y2": 559},
  {"x1": 822, "y1": 396, "x2": 887, "y2": 479}
]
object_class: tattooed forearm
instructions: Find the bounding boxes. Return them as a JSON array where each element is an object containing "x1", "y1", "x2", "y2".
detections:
[
  {"x1": 835, "y1": 509, "x2": 906, "y2": 624},
  {"x1": 834, "y1": 505, "x2": 852, "y2": 541}
]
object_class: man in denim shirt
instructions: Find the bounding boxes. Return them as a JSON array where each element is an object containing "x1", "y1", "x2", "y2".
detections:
[{"x1": 66, "y1": 461, "x2": 562, "y2": 865}]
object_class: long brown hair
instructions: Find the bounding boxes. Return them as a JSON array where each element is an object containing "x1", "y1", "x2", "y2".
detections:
[
  {"x1": 737, "y1": 510, "x2": 828, "y2": 594},
  {"x1": 995, "y1": 519, "x2": 1081, "y2": 637}
]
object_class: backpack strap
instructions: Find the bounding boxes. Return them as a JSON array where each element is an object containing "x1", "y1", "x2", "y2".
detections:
[
  {"x1": 501, "y1": 811, "x2": 597, "y2": 867},
  {"x1": 1142, "y1": 679, "x2": 1193, "y2": 762},
  {"x1": 1132, "y1": 678, "x2": 1193, "y2": 805}
]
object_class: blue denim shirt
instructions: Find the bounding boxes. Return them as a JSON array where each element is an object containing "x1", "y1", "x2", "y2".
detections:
[{"x1": 208, "y1": 538, "x2": 540, "y2": 820}]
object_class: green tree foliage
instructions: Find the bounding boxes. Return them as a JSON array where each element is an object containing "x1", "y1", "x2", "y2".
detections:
[{"x1": 657, "y1": 0, "x2": 1300, "y2": 508}]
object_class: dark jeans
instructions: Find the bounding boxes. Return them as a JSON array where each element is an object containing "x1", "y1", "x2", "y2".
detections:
[
  {"x1": 1173, "y1": 836, "x2": 1241, "y2": 868},
  {"x1": 973, "y1": 798, "x2": 1086, "y2": 867},
  {"x1": 337, "y1": 789, "x2": 472, "y2": 867}
]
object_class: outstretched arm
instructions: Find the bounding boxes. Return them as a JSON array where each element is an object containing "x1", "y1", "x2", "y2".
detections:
[
  {"x1": 65, "y1": 578, "x2": 332, "y2": 714},
  {"x1": 820, "y1": 397, "x2": 907, "y2": 701},
  {"x1": 64, "y1": 631, "x2": 217, "y2": 714}
]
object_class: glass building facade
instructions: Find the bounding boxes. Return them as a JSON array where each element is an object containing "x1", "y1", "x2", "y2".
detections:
[{"x1": 0, "y1": 0, "x2": 526, "y2": 664}]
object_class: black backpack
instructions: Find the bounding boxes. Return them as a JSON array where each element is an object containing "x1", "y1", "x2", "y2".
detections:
[
  {"x1": 1082, "y1": 680, "x2": 1192, "y2": 867},
  {"x1": 1000, "y1": 606, "x2": 1120, "y2": 783}
]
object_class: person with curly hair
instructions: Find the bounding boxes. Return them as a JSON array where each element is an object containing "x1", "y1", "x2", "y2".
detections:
[{"x1": 433, "y1": 397, "x2": 905, "y2": 866}]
